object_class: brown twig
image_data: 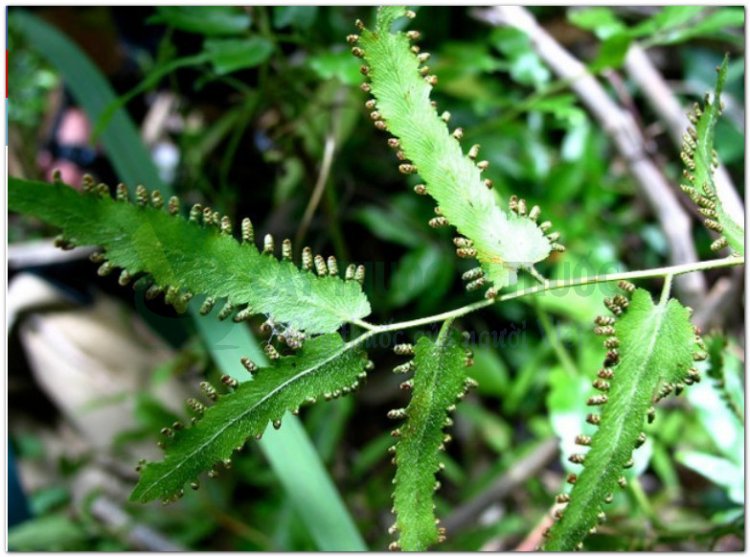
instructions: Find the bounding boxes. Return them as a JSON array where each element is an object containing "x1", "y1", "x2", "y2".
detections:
[
  {"x1": 513, "y1": 510, "x2": 556, "y2": 551},
  {"x1": 442, "y1": 438, "x2": 558, "y2": 535}
]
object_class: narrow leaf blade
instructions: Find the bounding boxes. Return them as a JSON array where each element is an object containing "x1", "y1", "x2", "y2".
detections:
[
  {"x1": 192, "y1": 311, "x2": 367, "y2": 551},
  {"x1": 544, "y1": 288, "x2": 700, "y2": 550},
  {"x1": 392, "y1": 328, "x2": 469, "y2": 550},
  {"x1": 681, "y1": 56, "x2": 744, "y2": 255},
  {"x1": 356, "y1": 8, "x2": 556, "y2": 293},
  {"x1": 8, "y1": 177, "x2": 370, "y2": 334},
  {"x1": 131, "y1": 333, "x2": 368, "y2": 503}
]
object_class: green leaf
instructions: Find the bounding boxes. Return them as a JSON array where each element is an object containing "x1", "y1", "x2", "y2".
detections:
[
  {"x1": 149, "y1": 6, "x2": 251, "y2": 36},
  {"x1": 273, "y1": 6, "x2": 318, "y2": 30},
  {"x1": 192, "y1": 310, "x2": 367, "y2": 550},
  {"x1": 544, "y1": 287, "x2": 702, "y2": 551},
  {"x1": 631, "y1": 7, "x2": 703, "y2": 39},
  {"x1": 567, "y1": 8, "x2": 626, "y2": 39},
  {"x1": 490, "y1": 28, "x2": 551, "y2": 86},
  {"x1": 680, "y1": 56, "x2": 744, "y2": 255},
  {"x1": 680, "y1": 337, "x2": 744, "y2": 505},
  {"x1": 676, "y1": 451, "x2": 743, "y2": 505},
  {"x1": 466, "y1": 345, "x2": 509, "y2": 399},
  {"x1": 308, "y1": 50, "x2": 363, "y2": 87},
  {"x1": 589, "y1": 34, "x2": 632, "y2": 71},
  {"x1": 131, "y1": 333, "x2": 368, "y2": 503},
  {"x1": 9, "y1": 515, "x2": 90, "y2": 551},
  {"x1": 8, "y1": 177, "x2": 371, "y2": 334},
  {"x1": 356, "y1": 8, "x2": 559, "y2": 294},
  {"x1": 388, "y1": 245, "x2": 449, "y2": 308},
  {"x1": 204, "y1": 37, "x2": 274, "y2": 75},
  {"x1": 642, "y1": 8, "x2": 744, "y2": 46},
  {"x1": 704, "y1": 334, "x2": 744, "y2": 423},
  {"x1": 655, "y1": 8, "x2": 744, "y2": 45},
  {"x1": 686, "y1": 351, "x2": 743, "y2": 462},
  {"x1": 354, "y1": 204, "x2": 422, "y2": 248},
  {"x1": 390, "y1": 323, "x2": 471, "y2": 550}
]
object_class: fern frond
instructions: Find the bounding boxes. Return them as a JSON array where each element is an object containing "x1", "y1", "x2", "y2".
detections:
[
  {"x1": 388, "y1": 323, "x2": 473, "y2": 551},
  {"x1": 543, "y1": 283, "x2": 704, "y2": 551},
  {"x1": 8, "y1": 177, "x2": 371, "y2": 334},
  {"x1": 352, "y1": 7, "x2": 562, "y2": 297},
  {"x1": 130, "y1": 333, "x2": 369, "y2": 503},
  {"x1": 680, "y1": 56, "x2": 744, "y2": 255},
  {"x1": 705, "y1": 334, "x2": 744, "y2": 423}
]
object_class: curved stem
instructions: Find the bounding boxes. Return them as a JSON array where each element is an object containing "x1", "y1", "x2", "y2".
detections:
[
  {"x1": 659, "y1": 274, "x2": 674, "y2": 306},
  {"x1": 358, "y1": 257, "x2": 743, "y2": 335}
]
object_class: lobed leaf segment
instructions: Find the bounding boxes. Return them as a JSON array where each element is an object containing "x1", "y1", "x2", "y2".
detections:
[
  {"x1": 351, "y1": 7, "x2": 563, "y2": 297},
  {"x1": 705, "y1": 334, "x2": 743, "y2": 423},
  {"x1": 387, "y1": 324, "x2": 475, "y2": 551},
  {"x1": 679, "y1": 56, "x2": 744, "y2": 256},
  {"x1": 130, "y1": 333, "x2": 370, "y2": 503},
  {"x1": 543, "y1": 282, "x2": 705, "y2": 550},
  {"x1": 8, "y1": 176, "x2": 371, "y2": 334}
]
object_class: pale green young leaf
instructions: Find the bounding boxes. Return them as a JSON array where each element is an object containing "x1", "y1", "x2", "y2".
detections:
[
  {"x1": 567, "y1": 7, "x2": 626, "y2": 39},
  {"x1": 131, "y1": 333, "x2": 368, "y2": 503},
  {"x1": 544, "y1": 288, "x2": 701, "y2": 551},
  {"x1": 391, "y1": 324, "x2": 470, "y2": 550},
  {"x1": 681, "y1": 56, "x2": 744, "y2": 255},
  {"x1": 356, "y1": 7, "x2": 557, "y2": 294},
  {"x1": 203, "y1": 37, "x2": 274, "y2": 75},
  {"x1": 149, "y1": 6, "x2": 251, "y2": 36},
  {"x1": 8, "y1": 177, "x2": 371, "y2": 334}
]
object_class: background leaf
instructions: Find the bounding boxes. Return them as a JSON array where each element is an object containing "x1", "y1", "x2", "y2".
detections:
[
  {"x1": 204, "y1": 38, "x2": 274, "y2": 75},
  {"x1": 149, "y1": 7, "x2": 251, "y2": 36}
]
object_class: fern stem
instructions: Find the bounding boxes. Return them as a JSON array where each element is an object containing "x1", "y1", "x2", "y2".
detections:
[
  {"x1": 436, "y1": 317, "x2": 456, "y2": 345},
  {"x1": 627, "y1": 478, "x2": 659, "y2": 527},
  {"x1": 364, "y1": 257, "x2": 743, "y2": 334},
  {"x1": 660, "y1": 274, "x2": 674, "y2": 306}
]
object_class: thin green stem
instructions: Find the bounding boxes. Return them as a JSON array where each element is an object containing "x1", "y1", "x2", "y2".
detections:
[
  {"x1": 627, "y1": 478, "x2": 660, "y2": 527},
  {"x1": 534, "y1": 302, "x2": 577, "y2": 377},
  {"x1": 356, "y1": 257, "x2": 743, "y2": 334},
  {"x1": 659, "y1": 274, "x2": 674, "y2": 306},
  {"x1": 436, "y1": 317, "x2": 456, "y2": 345}
]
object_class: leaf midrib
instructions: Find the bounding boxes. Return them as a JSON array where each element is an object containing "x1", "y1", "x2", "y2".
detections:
[
  {"x1": 137, "y1": 338, "x2": 360, "y2": 500},
  {"x1": 550, "y1": 300, "x2": 668, "y2": 550}
]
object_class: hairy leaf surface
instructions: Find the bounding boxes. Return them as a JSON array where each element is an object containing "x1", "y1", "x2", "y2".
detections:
[
  {"x1": 9, "y1": 177, "x2": 371, "y2": 333},
  {"x1": 544, "y1": 288, "x2": 699, "y2": 550},
  {"x1": 680, "y1": 56, "x2": 744, "y2": 255},
  {"x1": 391, "y1": 326, "x2": 469, "y2": 550},
  {"x1": 355, "y1": 7, "x2": 556, "y2": 292},
  {"x1": 131, "y1": 333, "x2": 368, "y2": 502}
]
